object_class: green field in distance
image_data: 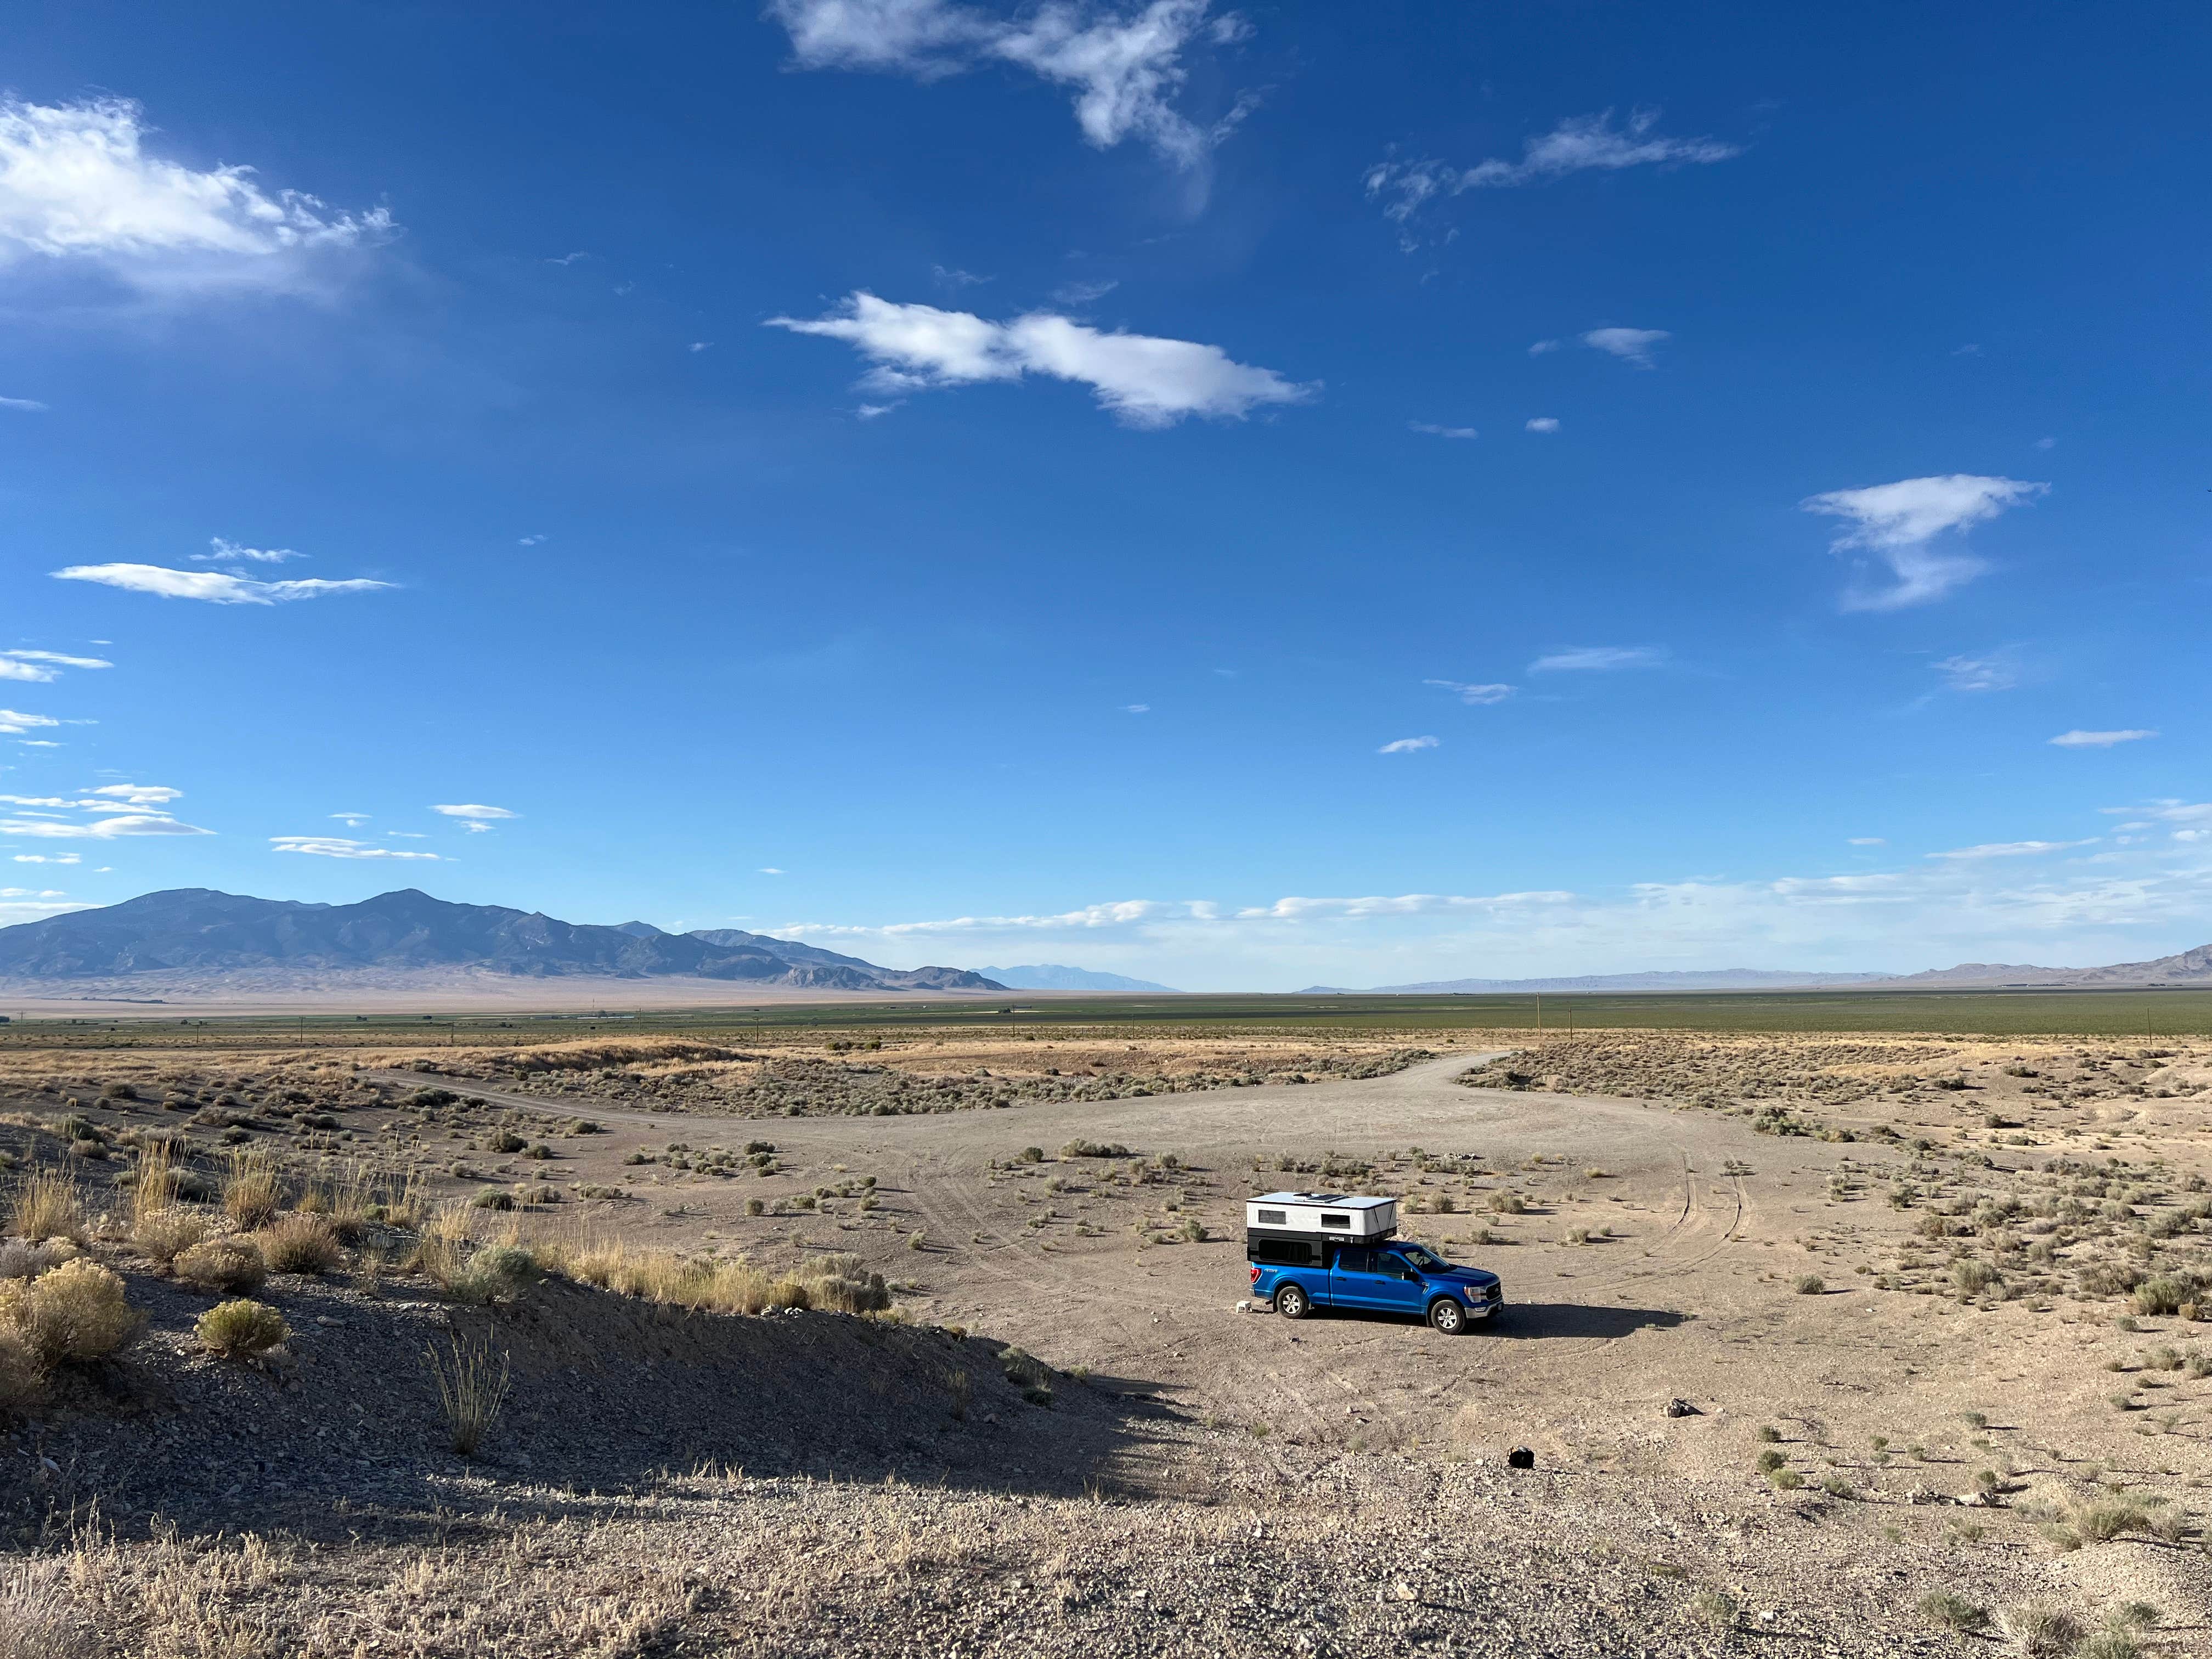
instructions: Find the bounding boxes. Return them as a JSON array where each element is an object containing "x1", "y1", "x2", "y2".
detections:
[{"x1": 4, "y1": 986, "x2": 2208, "y2": 1049}]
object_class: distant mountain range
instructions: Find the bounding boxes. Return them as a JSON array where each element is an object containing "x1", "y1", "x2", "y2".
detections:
[
  {"x1": 973, "y1": 964, "x2": 1180, "y2": 992},
  {"x1": 0, "y1": 889, "x2": 1004, "y2": 994},
  {"x1": 1308, "y1": 945, "x2": 2212, "y2": 994}
]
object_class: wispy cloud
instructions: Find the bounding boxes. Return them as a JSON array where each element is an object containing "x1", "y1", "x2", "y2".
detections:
[
  {"x1": 1121, "y1": 703, "x2": 1150, "y2": 713},
  {"x1": 192, "y1": 537, "x2": 304, "y2": 565},
  {"x1": 2050, "y1": 729, "x2": 2157, "y2": 748},
  {"x1": 1423, "y1": 679, "x2": 1514, "y2": 706},
  {"x1": 50, "y1": 564, "x2": 390, "y2": 605},
  {"x1": 1524, "y1": 416, "x2": 1560, "y2": 433},
  {"x1": 1581, "y1": 326, "x2": 1669, "y2": 366},
  {"x1": 0, "y1": 649, "x2": 111, "y2": 684},
  {"x1": 766, "y1": 0, "x2": 1249, "y2": 167},
  {"x1": 432, "y1": 804, "x2": 517, "y2": 835},
  {"x1": 0, "y1": 395, "x2": 47, "y2": 411},
  {"x1": 1378, "y1": 735, "x2": 1439, "y2": 754},
  {"x1": 0, "y1": 782, "x2": 202, "y2": 840},
  {"x1": 1932, "y1": 651, "x2": 2021, "y2": 693},
  {"x1": 1928, "y1": 839, "x2": 2096, "y2": 860},
  {"x1": 767, "y1": 292, "x2": 1313, "y2": 427},
  {"x1": 1365, "y1": 109, "x2": 1739, "y2": 236},
  {"x1": 273, "y1": 835, "x2": 439, "y2": 860},
  {"x1": 0, "y1": 709, "x2": 60, "y2": 736},
  {"x1": 1802, "y1": 474, "x2": 2045, "y2": 611},
  {"x1": 12, "y1": 853, "x2": 81, "y2": 864},
  {"x1": 1408, "y1": 421, "x2": 1477, "y2": 439},
  {"x1": 0, "y1": 95, "x2": 391, "y2": 297},
  {"x1": 1847, "y1": 837, "x2": 1887, "y2": 847},
  {"x1": 1529, "y1": 646, "x2": 1667, "y2": 673}
]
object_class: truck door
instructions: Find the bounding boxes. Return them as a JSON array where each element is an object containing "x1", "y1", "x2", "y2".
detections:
[
  {"x1": 1329, "y1": 1245, "x2": 1393, "y2": 1310},
  {"x1": 1364, "y1": 1251, "x2": 1427, "y2": 1317}
]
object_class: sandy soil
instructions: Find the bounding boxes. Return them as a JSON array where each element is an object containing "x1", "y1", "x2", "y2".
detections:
[{"x1": 3, "y1": 1026, "x2": 2208, "y2": 1654}]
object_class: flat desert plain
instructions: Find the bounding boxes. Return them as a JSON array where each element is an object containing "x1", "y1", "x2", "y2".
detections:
[{"x1": 2, "y1": 1022, "x2": 2208, "y2": 1656}]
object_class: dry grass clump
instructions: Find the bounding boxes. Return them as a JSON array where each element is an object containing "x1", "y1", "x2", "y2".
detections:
[
  {"x1": 174, "y1": 1238, "x2": 268, "y2": 1295},
  {"x1": 537, "y1": 1234, "x2": 891, "y2": 1316},
  {"x1": 0, "y1": 1258, "x2": 144, "y2": 1364},
  {"x1": 1916, "y1": 1589, "x2": 1988, "y2": 1632},
  {"x1": 255, "y1": 1212, "x2": 341, "y2": 1276},
  {"x1": 9, "y1": 1170, "x2": 84, "y2": 1244},
  {"x1": 426, "y1": 1333, "x2": 510, "y2": 1457},
  {"x1": 0, "y1": 1556, "x2": 91, "y2": 1659},
  {"x1": 131, "y1": 1207, "x2": 208, "y2": 1268},
  {"x1": 222, "y1": 1150, "x2": 281, "y2": 1232},
  {"x1": 195, "y1": 1299, "x2": 290, "y2": 1359},
  {"x1": 444, "y1": 1243, "x2": 540, "y2": 1304},
  {"x1": 0, "y1": 1239, "x2": 77, "y2": 1280},
  {"x1": 2001, "y1": 1602, "x2": 2085, "y2": 1658}
]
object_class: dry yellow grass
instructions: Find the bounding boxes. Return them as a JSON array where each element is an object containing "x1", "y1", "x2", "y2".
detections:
[
  {"x1": 0, "y1": 1257, "x2": 144, "y2": 1364},
  {"x1": 8, "y1": 1169, "x2": 84, "y2": 1244},
  {"x1": 532, "y1": 1229, "x2": 889, "y2": 1316},
  {"x1": 129, "y1": 1138, "x2": 175, "y2": 1232},
  {"x1": 223, "y1": 1149, "x2": 281, "y2": 1231},
  {"x1": 131, "y1": 1207, "x2": 208, "y2": 1267}
]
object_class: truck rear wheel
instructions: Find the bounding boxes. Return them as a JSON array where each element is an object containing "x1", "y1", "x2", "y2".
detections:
[
  {"x1": 1427, "y1": 1297, "x2": 1467, "y2": 1335},
  {"x1": 1275, "y1": 1284, "x2": 1311, "y2": 1319}
]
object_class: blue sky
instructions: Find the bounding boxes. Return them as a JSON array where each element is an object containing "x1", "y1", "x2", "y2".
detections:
[{"x1": 2, "y1": 1, "x2": 2208, "y2": 989}]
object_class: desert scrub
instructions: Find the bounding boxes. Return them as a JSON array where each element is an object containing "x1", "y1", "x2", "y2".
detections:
[
  {"x1": 196, "y1": 1299, "x2": 290, "y2": 1358},
  {"x1": 1792, "y1": 1274, "x2": 1825, "y2": 1295},
  {"x1": 132, "y1": 1207, "x2": 208, "y2": 1267},
  {"x1": 444, "y1": 1244, "x2": 540, "y2": 1304},
  {"x1": 2001, "y1": 1603, "x2": 2085, "y2": 1659},
  {"x1": 533, "y1": 1235, "x2": 890, "y2": 1316},
  {"x1": 223, "y1": 1150, "x2": 281, "y2": 1231},
  {"x1": 1916, "y1": 1590, "x2": 1987, "y2": 1632},
  {"x1": 175, "y1": 1238, "x2": 268, "y2": 1294},
  {"x1": 255, "y1": 1212, "x2": 342, "y2": 1275},
  {"x1": 0, "y1": 1258, "x2": 144, "y2": 1364},
  {"x1": 426, "y1": 1333, "x2": 511, "y2": 1457},
  {"x1": 9, "y1": 1170, "x2": 83, "y2": 1244}
]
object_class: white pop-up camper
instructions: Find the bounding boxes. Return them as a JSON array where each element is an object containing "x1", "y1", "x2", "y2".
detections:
[{"x1": 1243, "y1": 1190, "x2": 1398, "y2": 1266}]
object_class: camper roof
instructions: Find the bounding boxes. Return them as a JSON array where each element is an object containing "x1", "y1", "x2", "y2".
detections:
[{"x1": 1250, "y1": 1191, "x2": 1394, "y2": 1210}]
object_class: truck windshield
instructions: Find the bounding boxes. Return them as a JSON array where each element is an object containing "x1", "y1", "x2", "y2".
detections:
[{"x1": 1396, "y1": 1246, "x2": 1447, "y2": 1272}]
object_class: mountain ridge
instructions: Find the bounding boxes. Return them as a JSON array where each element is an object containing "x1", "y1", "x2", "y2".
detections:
[
  {"x1": 973, "y1": 964, "x2": 1181, "y2": 993},
  {"x1": 0, "y1": 889, "x2": 1003, "y2": 994},
  {"x1": 1310, "y1": 945, "x2": 2212, "y2": 995}
]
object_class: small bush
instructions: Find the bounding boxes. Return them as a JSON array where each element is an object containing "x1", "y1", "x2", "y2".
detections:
[
  {"x1": 132, "y1": 1207, "x2": 208, "y2": 1267},
  {"x1": 1757, "y1": 1449, "x2": 1787, "y2": 1473},
  {"x1": 176, "y1": 1238, "x2": 268, "y2": 1294},
  {"x1": 2002, "y1": 1604, "x2": 2085, "y2": 1659},
  {"x1": 257, "y1": 1212, "x2": 341, "y2": 1275},
  {"x1": 426, "y1": 1334, "x2": 510, "y2": 1457},
  {"x1": 1916, "y1": 1590, "x2": 1987, "y2": 1632},
  {"x1": 1179, "y1": 1216, "x2": 1206, "y2": 1243},
  {"x1": 472, "y1": 1188, "x2": 515, "y2": 1211},
  {"x1": 2132, "y1": 1276, "x2": 2187, "y2": 1317},
  {"x1": 196, "y1": 1299, "x2": 290, "y2": 1358},
  {"x1": 1689, "y1": 1589, "x2": 1737, "y2": 1629},
  {"x1": 446, "y1": 1244, "x2": 539, "y2": 1304},
  {"x1": 1793, "y1": 1274, "x2": 1825, "y2": 1295},
  {"x1": 1489, "y1": 1192, "x2": 1526, "y2": 1214},
  {"x1": 487, "y1": 1131, "x2": 526, "y2": 1154},
  {"x1": 0, "y1": 1240, "x2": 73, "y2": 1280},
  {"x1": 1, "y1": 1259, "x2": 144, "y2": 1364}
]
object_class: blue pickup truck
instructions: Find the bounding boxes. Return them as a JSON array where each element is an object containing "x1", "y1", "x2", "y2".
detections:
[{"x1": 1251, "y1": 1239, "x2": 1504, "y2": 1333}]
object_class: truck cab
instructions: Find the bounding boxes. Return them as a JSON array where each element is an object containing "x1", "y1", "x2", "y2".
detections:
[{"x1": 1244, "y1": 1190, "x2": 1504, "y2": 1334}]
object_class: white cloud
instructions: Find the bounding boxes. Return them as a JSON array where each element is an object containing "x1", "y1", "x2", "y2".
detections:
[
  {"x1": 86, "y1": 784, "x2": 181, "y2": 806},
  {"x1": 50, "y1": 563, "x2": 390, "y2": 604},
  {"x1": 1122, "y1": 703, "x2": 1150, "y2": 713},
  {"x1": 193, "y1": 537, "x2": 303, "y2": 565},
  {"x1": 1802, "y1": 474, "x2": 2045, "y2": 611},
  {"x1": 272, "y1": 835, "x2": 439, "y2": 860},
  {"x1": 1529, "y1": 646, "x2": 1667, "y2": 673},
  {"x1": 1378, "y1": 735, "x2": 1438, "y2": 754},
  {"x1": 1581, "y1": 326, "x2": 1669, "y2": 366},
  {"x1": 432, "y1": 803, "x2": 517, "y2": 820},
  {"x1": 1527, "y1": 340, "x2": 1561, "y2": 356},
  {"x1": 1933, "y1": 651, "x2": 2019, "y2": 693},
  {"x1": 1365, "y1": 109, "x2": 1738, "y2": 229},
  {"x1": 1847, "y1": 837, "x2": 1887, "y2": 847},
  {"x1": 12, "y1": 853, "x2": 81, "y2": 864},
  {"x1": 759, "y1": 867, "x2": 787, "y2": 875},
  {"x1": 1524, "y1": 417, "x2": 1560, "y2": 433},
  {"x1": 518, "y1": 534, "x2": 546, "y2": 547},
  {"x1": 1053, "y1": 278, "x2": 1119, "y2": 305},
  {"x1": 2050, "y1": 729, "x2": 2157, "y2": 749},
  {"x1": 0, "y1": 710, "x2": 61, "y2": 735},
  {"x1": 688, "y1": 340, "x2": 713, "y2": 352},
  {"x1": 1423, "y1": 679, "x2": 1514, "y2": 706},
  {"x1": 767, "y1": 0, "x2": 1244, "y2": 166},
  {"x1": 1409, "y1": 421, "x2": 1477, "y2": 439},
  {"x1": 1928, "y1": 840, "x2": 2096, "y2": 860},
  {"x1": 2, "y1": 813, "x2": 207, "y2": 839},
  {"x1": 767, "y1": 291, "x2": 1313, "y2": 427},
  {"x1": 0, "y1": 95, "x2": 391, "y2": 297},
  {"x1": 330, "y1": 811, "x2": 370, "y2": 826},
  {"x1": 0, "y1": 395, "x2": 47, "y2": 411}
]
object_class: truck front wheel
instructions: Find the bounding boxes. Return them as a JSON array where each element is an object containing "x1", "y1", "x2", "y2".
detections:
[
  {"x1": 1427, "y1": 1297, "x2": 1468, "y2": 1335},
  {"x1": 1275, "y1": 1284, "x2": 1311, "y2": 1319}
]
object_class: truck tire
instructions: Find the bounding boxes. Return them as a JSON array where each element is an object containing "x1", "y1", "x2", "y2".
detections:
[
  {"x1": 1275, "y1": 1284, "x2": 1311, "y2": 1319},
  {"x1": 1427, "y1": 1297, "x2": 1468, "y2": 1335}
]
